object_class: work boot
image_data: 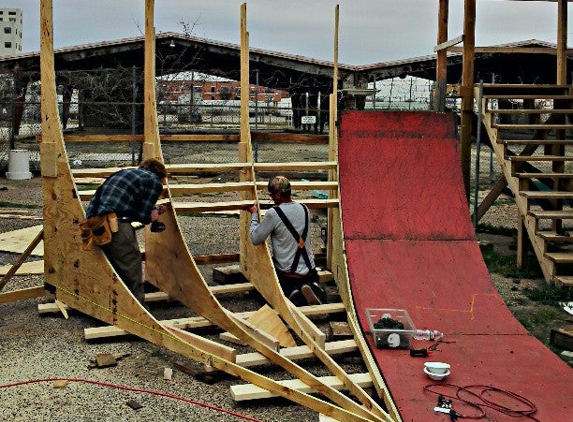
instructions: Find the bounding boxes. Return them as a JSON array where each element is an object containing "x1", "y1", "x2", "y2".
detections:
[
  {"x1": 288, "y1": 289, "x2": 307, "y2": 307},
  {"x1": 301, "y1": 284, "x2": 322, "y2": 306}
]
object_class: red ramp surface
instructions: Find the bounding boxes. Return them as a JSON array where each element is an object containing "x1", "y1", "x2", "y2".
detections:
[{"x1": 338, "y1": 111, "x2": 572, "y2": 421}]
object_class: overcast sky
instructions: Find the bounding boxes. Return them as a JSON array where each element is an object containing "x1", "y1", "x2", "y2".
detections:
[{"x1": 13, "y1": 0, "x2": 571, "y2": 65}]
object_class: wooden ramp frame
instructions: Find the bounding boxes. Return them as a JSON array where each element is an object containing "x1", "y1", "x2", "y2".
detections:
[{"x1": 38, "y1": 1, "x2": 397, "y2": 421}]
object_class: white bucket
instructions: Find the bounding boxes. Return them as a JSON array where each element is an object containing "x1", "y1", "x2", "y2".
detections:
[{"x1": 6, "y1": 149, "x2": 32, "y2": 180}]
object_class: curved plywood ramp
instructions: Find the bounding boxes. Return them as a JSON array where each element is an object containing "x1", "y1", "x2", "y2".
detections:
[
  {"x1": 38, "y1": 1, "x2": 395, "y2": 421},
  {"x1": 338, "y1": 110, "x2": 573, "y2": 421}
]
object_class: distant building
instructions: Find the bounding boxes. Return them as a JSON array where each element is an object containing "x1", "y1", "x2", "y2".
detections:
[{"x1": 0, "y1": 8, "x2": 23, "y2": 56}]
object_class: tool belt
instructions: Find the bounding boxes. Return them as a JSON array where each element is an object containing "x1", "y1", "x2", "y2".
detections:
[{"x1": 79, "y1": 213, "x2": 118, "y2": 251}]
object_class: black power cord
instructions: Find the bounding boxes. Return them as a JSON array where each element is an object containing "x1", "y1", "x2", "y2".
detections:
[{"x1": 424, "y1": 383, "x2": 540, "y2": 421}]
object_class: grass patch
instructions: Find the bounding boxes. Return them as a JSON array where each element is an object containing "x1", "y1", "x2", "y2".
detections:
[
  {"x1": 481, "y1": 248, "x2": 543, "y2": 279},
  {"x1": 522, "y1": 283, "x2": 573, "y2": 306},
  {"x1": 516, "y1": 307, "x2": 563, "y2": 332},
  {"x1": 0, "y1": 201, "x2": 40, "y2": 209}
]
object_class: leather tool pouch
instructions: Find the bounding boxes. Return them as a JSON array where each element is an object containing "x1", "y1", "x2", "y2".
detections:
[{"x1": 79, "y1": 213, "x2": 117, "y2": 251}]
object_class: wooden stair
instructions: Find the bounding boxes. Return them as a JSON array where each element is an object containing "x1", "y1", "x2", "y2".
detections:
[{"x1": 478, "y1": 84, "x2": 573, "y2": 286}]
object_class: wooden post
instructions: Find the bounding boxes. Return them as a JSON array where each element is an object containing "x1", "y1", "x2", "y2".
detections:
[
  {"x1": 143, "y1": 0, "x2": 161, "y2": 160},
  {"x1": 327, "y1": 5, "x2": 339, "y2": 270},
  {"x1": 460, "y1": 0, "x2": 476, "y2": 200},
  {"x1": 557, "y1": 0, "x2": 568, "y2": 85},
  {"x1": 435, "y1": 0, "x2": 449, "y2": 112},
  {"x1": 239, "y1": 3, "x2": 254, "y2": 276}
]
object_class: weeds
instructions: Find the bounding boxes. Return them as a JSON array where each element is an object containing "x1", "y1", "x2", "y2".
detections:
[
  {"x1": 522, "y1": 283, "x2": 573, "y2": 306},
  {"x1": 0, "y1": 201, "x2": 39, "y2": 209},
  {"x1": 481, "y1": 247, "x2": 543, "y2": 279}
]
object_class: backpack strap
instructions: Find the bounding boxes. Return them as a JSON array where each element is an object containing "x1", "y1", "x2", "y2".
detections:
[{"x1": 273, "y1": 205, "x2": 313, "y2": 273}]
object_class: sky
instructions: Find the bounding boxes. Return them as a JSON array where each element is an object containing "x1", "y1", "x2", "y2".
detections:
[{"x1": 12, "y1": 0, "x2": 572, "y2": 65}]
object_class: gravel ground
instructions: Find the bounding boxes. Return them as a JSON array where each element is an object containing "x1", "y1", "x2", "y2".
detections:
[
  {"x1": 0, "y1": 151, "x2": 565, "y2": 422},
  {"x1": 0, "y1": 176, "x2": 344, "y2": 422}
]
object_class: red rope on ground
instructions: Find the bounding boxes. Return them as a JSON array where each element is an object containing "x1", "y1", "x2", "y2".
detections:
[{"x1": 0, "y1": 378, "x2": 265, "y2": 422}]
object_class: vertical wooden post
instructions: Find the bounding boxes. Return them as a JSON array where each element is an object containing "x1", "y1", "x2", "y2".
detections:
[
  {"x1": 143, "y1": 0, "x2": 160, "y2": 160},
  {"x1": 435, "y1": 0, "x2": 449, "y2": 112},
  {"x1": 557, "y1": 0, "x2": 568, "y2": 85},
  {"x1": 460, "y1": 0, "x2": 476, "y2": 200},
  {"x1": 239, "y1": 3, "x2": 253, "y2": 275},
  {"x1": 327, "y1": 5, "x2": 339, "y2": 270}
]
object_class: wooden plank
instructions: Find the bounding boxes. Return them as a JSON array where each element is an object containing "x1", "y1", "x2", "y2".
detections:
[
  {"x1": 236, "y1": 339, "x2": 358, "y2": 368},
  {"x1": 496, "y1": 123, "x2": 573, "y2": 130},
  {"x1": 0, "y1": 286, "x2": 50, "y2": 303},
  {"x1": 529, "y1": 210, "x2": 573, "y2": 219},
  {"x1": 433, "y1": 34, "x2": 463, "y2": 52},
  {"x1": 521, "y1": 191, "x2": 573, "y2": 200},
  {"x1": 164, "y1": 325, "x2": 237, "y2": 363},
  {"x1": 502, "y1": 139, "x2": 573, "y2": 145},
  {"x1": 450, "y1": 46, "x2": 573, "y2": 55},
  {"x1": 39, "y1": 282, "x2": 254, "y2": 314},
  {"x1": 0, "y1": 260, "x2": 44, "y2": 276},
  {"x1": 0, "y1": 229, "x2": 44, "y2": 292},
  {"x1": 554, "y1": 276, "x2": 573, "y2": 287},
  {"x1": 517, "y1": 172, "x2": 573, "y2": 179},
  {"x1": 550, "y1": 326, "x2": 573, "y2": 350},
  {"x1": 170, "y1": 181, "x2": 338, "y2": 194},
  {"x1": 82, "y1": 302, "x2": 346, "y2": 340},
  {"x1": 484, "y1": 94, "x2": 573, "y2": 100},
  {"x1": 245, "y1": 304, "x2": 297, "y2": 347},
  {"x1": 488, "y1": 108, "x2": 573, "y2": 115},
  {"x1": 510, "y1": 155, "x2": 573, "y2": 162},
  {"x1": 230, "y1": 373, "x2": 372, "y2": 401},
  {"x1": 0, "y1": 225, "x2": 44, "y2": 256},
  {"x1": 251, "y1": 132, "x2": 328, "y2": 144},
  {"x1": 537, "y1": 231, "x2": 573, "y2": 242},
  {"x1": 254, "y1": 161, "x2": 338, "y2": 171},
  {"x1": 545, "y1": 252, "x2": 573, "y2": 264},
  {"x1": 167, "y1": 163, "x2": 249, "y2": 174},
  {"x1": 39, "y1": 142, "x2": 57, "y2": 177},
  {"x1": 71, "y1": 167, "x2": 127, "y2": 177},
  {"x1": 64, "y1": 134, "x2": 144, "y2": 142},
  {"x1": 172, "y1": 198, "x2": 339, "y2": 213}
]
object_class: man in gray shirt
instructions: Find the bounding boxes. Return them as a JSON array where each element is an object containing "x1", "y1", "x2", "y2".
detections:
[{"x1": 247, "y1": 175, "x2": 326, "y2": 306}]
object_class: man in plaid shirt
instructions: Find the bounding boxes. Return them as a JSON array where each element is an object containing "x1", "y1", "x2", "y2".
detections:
[{"x1": 86, "y1": 158, "x2": 167, "y2": 309}]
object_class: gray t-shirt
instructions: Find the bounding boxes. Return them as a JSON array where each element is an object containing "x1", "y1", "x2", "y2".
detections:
[{"x1": 250, "y1": 201, "x2": 315, "y2": 275}]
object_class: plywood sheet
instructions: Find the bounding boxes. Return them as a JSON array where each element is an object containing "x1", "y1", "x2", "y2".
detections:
[{"x1": 0, "y1": 225, "x2": 44, "y2": 256}]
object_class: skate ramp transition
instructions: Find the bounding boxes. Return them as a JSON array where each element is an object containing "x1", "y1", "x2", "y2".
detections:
[{"x1": 338, "y1": 110, "x2": 572, "y2": 421}]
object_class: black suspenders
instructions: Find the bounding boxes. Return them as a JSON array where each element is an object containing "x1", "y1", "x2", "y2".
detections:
[{"x1": 273, "y1": 205, "x2": 313, "y2": 273}]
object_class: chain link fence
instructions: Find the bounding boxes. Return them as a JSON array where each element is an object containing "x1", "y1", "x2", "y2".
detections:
[{"x1": 0, "y1": 69, "x2": 438, "y2": 173}]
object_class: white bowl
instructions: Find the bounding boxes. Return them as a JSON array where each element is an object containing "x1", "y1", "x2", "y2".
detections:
[
  {"x1": 424, "y1": 366, "x2": 450, "y2": 381},
  {"x1": 424, "y1": 361, "x2": 450, "y2": 375}
]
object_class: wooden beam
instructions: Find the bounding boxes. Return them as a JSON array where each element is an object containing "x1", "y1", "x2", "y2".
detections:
[
  {"x1": 434, "y1": 34, "x2": 463, "y2": 52},
  {"x1": 0, "y1": 229, "x2": 43, "y2": 292},
  {"x1": 231, "y1": 373, "x2": 372, "y2": 402},
  {"x1": 0, "y1": 286, "x2": 50, "y2": 304},
  {"x1": 449, "y1": 46, "x2": 573, "y2": 54},
  {"x1": 435, "y1": 0, "x2": 450, "y2": 111},
  {"x1": 236, "y1": 339, "x2": 358, "y2": 368},
  {"x1": 460, "y1": 0, "x2": 476, "y2": 199},
  {"x1": 557, "y1": 0, "x2": 568, "y2": 84},
  {"x1": 82, "y1": 302, "x2": 346, "y2": 342}
]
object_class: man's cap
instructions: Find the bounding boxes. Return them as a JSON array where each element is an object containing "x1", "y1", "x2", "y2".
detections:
[{"x1": 269, "y1": 175, "x2": 291, "y2": 193}]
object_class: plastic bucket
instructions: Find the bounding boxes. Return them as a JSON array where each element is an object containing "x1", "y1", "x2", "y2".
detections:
[{"x1": 6, "y1": 149, "x2": 32, "y2": 180}]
